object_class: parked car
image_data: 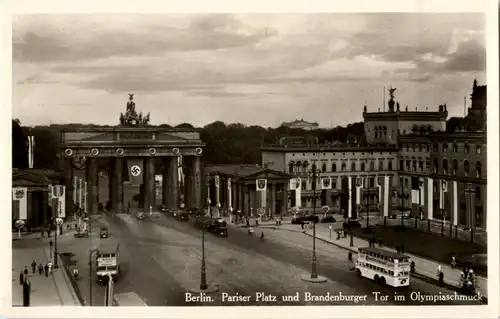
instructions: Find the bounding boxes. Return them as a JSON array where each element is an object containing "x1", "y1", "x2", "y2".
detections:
[
  {"x1": 321, "y1": 215, "x2": 336, "y2": 223},
  {"x1": 455, "y1": 253, "x2": 487, "y2": 271},
  {"x1": 176, "y1": 211, "x2": 190, "y2": 221},
  {"x1": 292, "y1": 214, "x2": 319, "y2": 224},
  {"x1": 136, "y1": 212, "x2": 145, "y2": 220},
  {"x1": 159, "y1": 205, "x2": 170, "y2": 213},
  {"x1": 343, "y1": 219, "x2": 361, "y2": 229}
]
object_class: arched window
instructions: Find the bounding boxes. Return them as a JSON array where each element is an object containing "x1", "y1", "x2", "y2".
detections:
[
  {"x1": 476, "y1": 145, "x2": 481, "y2": 155},
  {"x1": 400, "y1": 160, "x2": 404, "y2": 171},
  {"x1": 433, "y1": 143, "x2": 439, "y2": 152},
  {"x1": 370, "y1": 161, "x2": 375, "y2": 171},
  {"x1": 361, "y1": 162, "x2": 365, "y2": 171},
  {"x1": 321, "y1": 163, "x2": 327, "y2": 172},
  {"x1": 341, "y1": 163, "x2": 346, "y2": 172},
  {"x1": 288, "y1": 162, "x2": 294, "y2": 173},
  {"x1": 296, "y1": 161, "x2": 302, "y2": 173},
  {"x1": 433, "y1": 158, "x2": 438, "y2": 173},
  {"x1": 378, "y1": 159, "x2": 383, "y2": 171},
  {"x1": 464, "y1": 160, "x2": 470, "y2": 176},
  {"x1": 476, "y1": 161, "x2": 482, "y2": 178},
  {"x1": 443, "y1": 143, "x2": 448, "y2": 152},
  {"x1": 419, "y1": 161, "x2": 424, "y2": 172},
  {"x1": 452, "y1": 144, "x2": 458, "y2": 152},
  {"x1": 374, "y1": 131, "x2": 378, "y2": 139},
  {"x1": 443, "y1": 159, "x2": 448, "y2": 175},
  {"x1": 452, "y1": 159, "x2": 458, "y2": 176},
  {"x1": 351, "y1": 162, "x2": 356, "y2": 172},
  {"x1": 388, "y1": 161, "x2": 393, "y2": 171},
  {"x1": 464, "y1": 144, "x2": 469, "y2": 153},
  {"x1": 332, "y1": 163, "x2": 337, "y2": 172}
]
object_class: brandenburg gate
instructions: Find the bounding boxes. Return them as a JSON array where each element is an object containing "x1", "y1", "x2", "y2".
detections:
[{"x1": 59, "y1": 95, "x2": 204, "y2": 215}]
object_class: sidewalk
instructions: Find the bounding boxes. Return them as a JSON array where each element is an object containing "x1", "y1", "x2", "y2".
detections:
[
  {"x1": 304, "y1": 224, "x2": 488, "y2": 299},
  {"x1": 12, "y1": 230, "x2": 81, "y2": 306},
  {"x1": 221, "y1": 216, "x2": 303, "y2": 233}
]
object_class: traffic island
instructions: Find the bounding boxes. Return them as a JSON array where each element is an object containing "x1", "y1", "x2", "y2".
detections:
[
  {"x1": 300, "y1": 274, "x2": 328, "y2": 283},
  {"x1": 189, "y1": 284, "x2": 220, "y2": 294}
]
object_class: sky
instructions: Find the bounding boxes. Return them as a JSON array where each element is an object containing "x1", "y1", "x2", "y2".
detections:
[{"x1": 12, "y1": 13, "x2": 486, "y2": 128}]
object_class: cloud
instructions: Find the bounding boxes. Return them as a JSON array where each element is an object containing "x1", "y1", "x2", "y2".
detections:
[{"x1": 13, "y1": 14, "x2": 275, "y2": 63}]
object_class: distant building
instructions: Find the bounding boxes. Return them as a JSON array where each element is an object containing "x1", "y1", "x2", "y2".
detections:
[
  {"x1": 262, "y1": 80, "x2": 487, "y2": 231},
  {"x1": 280, "y1": 119, "x2": 319, "y2": 131}
]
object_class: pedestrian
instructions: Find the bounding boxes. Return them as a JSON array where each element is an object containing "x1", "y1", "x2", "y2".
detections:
[
  {"x1": 336, "y1": 231, "x2": 340, "y2": 240},
  {"x1": 31, "y1": 260, "x2": 36, "y2": 274},
  {"x1": 38, "y1": 263, "x2": 43, "y2": 275},
  {"x1": 47, "y1": 229, "x2": 51, "y2": 237},
  {"x1": 378, "y1": 238, "x2": 383, "y2": 247},
  {"x1": 24, "y1": 266, "x2": 28, "y2": 277},
  {"x1": 19, "y1": 271, "x2": 24, "y2": 285},
  {"x1": 47, "y1": 261, "x2": 53, "y2": 275},
  {"x1": 301, "y1": 222, "x2": 304, "y2": 229},
  {"x1": 451, "y1": 256, "x2": 456, "y2": 268},
  {"x1": 437, "y1": 264, "x2": 442, "y2": 277},
  {"x1": 400, "y1": 244, "x2": 405, "y2": 254},
  {"x1": 44, "y1": 264, "x2": 49, "y2": 277},
  {"x1": 40, "y1": 229, "x2": 44, "y2": 238}
]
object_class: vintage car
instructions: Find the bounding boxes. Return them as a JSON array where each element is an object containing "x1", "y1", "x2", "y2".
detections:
[
  {"x1": 159, "y1": 205, "x2": 170, "y2": 213},
  {"x1": 136, "y1": 212, "x2": 145, "y2": 220},
  {"x1": 176, "y1": 211, "x2": 190, "y2": 221},
  {"x1": 291, "y1": 214, "x2": 320, "y2": 224},
  {"x1": 342, "y1": 219, "x2": 362, "y2": 229},
  {"x1": 100, "y1": 227, "x2": 109, "y2": 238}
]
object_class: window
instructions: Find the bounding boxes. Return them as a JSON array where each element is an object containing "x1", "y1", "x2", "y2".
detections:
[
  {"x1": 476, "y1": 161, "x2": 482, "y2": 178},
  {"x1": 433, "y1": 143, "x2": 438, "y2": 152},
  {"x1": 452, "y1": 144, "x2": 458, "y2": 152},
  {"x1": 406, "y1": 160, "x2": 410, "y2": 171},
  {"x1": 416, "y1": 144, "x2": 421, "y2": 152},
  {"x1": 476, "y1": 145, "x2": 481, "y2": 154},
  {"x1": 361, "y1": 162, "x2": 365, "y2": 171},
  {"x1": 443, "y1": 144, "x2": 448, "y2": 152},
  {"x1": 464, "y1": 160, "x2": 470, "y2": 177},
  {"x1": 419, "y1": 161, "x2": 424, "y2": 172},
  {"x1": 476, "y1": 187, "x2": 481, "y2": 199},
  {"x1": 412, "y1": 161, "x2": 417, "y2": 172},
  {"x1": 433, "y1": 158, "x2": 438, "y2": 174},
  {"x1": 332, "y1": 163, "x2": 337, "y2": 172},
  {"x1": 400, "y1": 160, "x2": 404, "y2": 171},
  {"x1": 464, "y1": 144, "x2": 469, "y2": 154},
  {"x1": 342, "y1": 163, "x2": 346, "y2": 172},
  {"x1": 452, "y1": 159, "x2": 458, "y2": 176},
  {"x1": 388, "y1": 161, "x2": 393, "y2": 171},
  {"x1": 322, "y1": 163, "x2": 327, "y2": 172},
  {"x1": 443, "y1": 159, "x2": 448, "y2": 175},
  {"x1": 370, "y1": 161, "x2": 375, "y2": 171},
  {"x1": 351, "y1": 162, "x2": 356, "y2": 171},
  {"x1": 301, "y1": 179, "x2": 307, "y2": 191}
]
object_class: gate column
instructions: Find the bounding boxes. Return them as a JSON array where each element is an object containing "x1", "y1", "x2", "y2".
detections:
[
  {"x1": 163, "y1": 156, "x2": 179, "y2": 209},
  {"x1": 115, "y1": 158, "x2": 124, "y2": 213},
  {"x1": 109, "y1": 158, "x2": 116, "y2": 211},
  {"x1": 87, "y1": 157, "x2": 98, "y2": 215},
  {"x1": 64, "y1": 158, "x2": 74, "y2": 218}
]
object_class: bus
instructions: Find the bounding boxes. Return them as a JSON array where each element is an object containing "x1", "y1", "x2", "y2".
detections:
[
  {"x1": 113, "y1": 292, "x2": 148, "y2": 306},
  {"x1": 354, "y1": 246, "x2": 411, "y2": 288}
]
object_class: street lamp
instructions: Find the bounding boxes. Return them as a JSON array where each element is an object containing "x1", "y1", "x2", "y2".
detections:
[
  {"x1": 189, "y1": 174, "x2": 218, "y2": 293},
  {"x1": 366, "y1": 177, "x2": 370, "y2": 228},
  {"x1": 301, "y1": 163, "x2": 327, "y2": 283},
  {"x1": 88, "y1": 248, "x2": 100, "y2": 306},
  {"x1": 53, "y1": 217, "x2": 63, "y2": 269}
]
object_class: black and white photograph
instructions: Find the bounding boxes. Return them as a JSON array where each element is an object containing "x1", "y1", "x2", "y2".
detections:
[{"x1": 2, "y1": 0, "x2": 498, "y2": 318}]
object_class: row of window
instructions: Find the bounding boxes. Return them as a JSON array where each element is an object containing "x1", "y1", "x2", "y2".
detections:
[
  {"x1": 403, "y1": 143, "x2": 482, "y2": 154},
  {"x1": 288, "y1": 161, "x2": 394, "y2": 174},
  {"x1": 433, "y1": 158, "x2": 482, "y2": 178}
]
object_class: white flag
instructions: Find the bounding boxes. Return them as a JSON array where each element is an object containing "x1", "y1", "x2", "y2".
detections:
[
  {"x1": 12, "y1": 187, "x2": 28, "y2": 220},
  {"x1": 321, "y1": 177, "x2": 332, "y2": 190},
  {"x1": 256, "y1": 179, "x2": 267, "y2": 191}
]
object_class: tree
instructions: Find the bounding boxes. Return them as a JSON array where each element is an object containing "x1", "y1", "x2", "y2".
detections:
[{"x1": 12, "y1": 119, "x2": 28, "y2": 169}]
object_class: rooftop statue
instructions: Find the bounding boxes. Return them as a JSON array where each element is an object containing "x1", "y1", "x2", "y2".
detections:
[
  {"x1": 388, "y1": 86, "x2": 397, "y2": 99},
  {"x1": 119, "y1": 94, "x2": 150, "y2": 126}
]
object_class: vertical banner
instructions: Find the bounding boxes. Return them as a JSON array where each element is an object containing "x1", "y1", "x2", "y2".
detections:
[
  {"x1": 83, "y1": 182, "x2": 88, "y2": 213},
  {"x1": 375, "y1": 175, "x2": 382, "y2": 210},
  {"x1": 427, "y1": 177, "x2": 433, "y2": 220},
  {"x1": 127, "y1": 159, "x2": 144, "y2": 186},
  {"x1": 256, "y1": 179, "x2": 267, "y2": 208},
  {"x1": 27, "y1": 136, "x2": 34, "y2": 168},
  {"x1": 48, "y1": 184, "x2": 53, "y2": 207},
  {"x1": 439, "y1": 180, "x2": 448, "y2": 210},
  {"x1": 383, "y1": 176, "x2": 390, "y2": 217},
  {"x1": 52, "y1": 185, "x2": 66, "y2": 218},
  {"x1": 411, "y1": 177, "x2": 419, "y2": 204},
  {"x1": 227, "y1": 178, "x2": 232, "y2": 210},
  {"x1": 290, "y1": 178, "x2": 301, "y2": 208},
  {"x1": 215, "y1": 175, "x2": 220, "y2": 206},
  {"x1": 73, "y1": 177, "x2": 77, "y2": 203},
  {"x1": 348, "y1": 176, "x2": 352, "y2": 218},
  {"x1": 451, "y1": 181, "x2": 458, "y2": 226},
  {"x1": 78, "y1": 178, "x2": 83, "y2": 209},
  {"x1": 12, "y1": 187, "x2": 28, "y2": 220}
]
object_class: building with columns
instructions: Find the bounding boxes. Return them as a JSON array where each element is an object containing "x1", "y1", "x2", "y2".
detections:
[
  {"x1": 202, "y1": 164, "x2": 292, "y2": 218},
  {"x1": 59, "y1": 95, "x2": 204, "y2": 216},
  {"x1": 262, "y1": 80, "x2": 488, "y2": 231}
]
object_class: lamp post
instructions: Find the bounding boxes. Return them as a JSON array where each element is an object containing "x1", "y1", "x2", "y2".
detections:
[
  {"x1": 189, "y1": 174, "x2": 219, "y2": 293},
  {"x1": 53, "y1": 217, "x2": 63, "y2": 269},
  {"x1": 301, "y1": 163, "x2": 327, "y2": 283},
  {"x1": 366, "y1": 177, "x2": 370, "y2": 228},
  {"x1": 88, "y1": 248, "x2": 100, "y2": 306}
]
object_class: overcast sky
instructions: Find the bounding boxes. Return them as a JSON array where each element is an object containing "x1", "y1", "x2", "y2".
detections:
[{"x1": 12, "y1": 13, "x2": 486, "y2": 128}]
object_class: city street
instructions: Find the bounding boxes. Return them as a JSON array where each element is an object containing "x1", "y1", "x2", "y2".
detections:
[{"x1": 54, "y1": 211, "x2": 483, "y2": 306}]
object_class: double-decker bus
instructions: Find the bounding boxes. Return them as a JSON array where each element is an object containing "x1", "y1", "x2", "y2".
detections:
[{"x1": 354, "y1": 246, "x2": 411, "y2": 288}]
